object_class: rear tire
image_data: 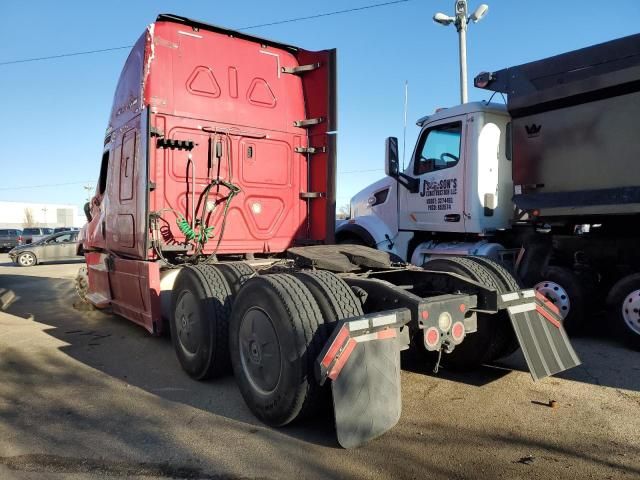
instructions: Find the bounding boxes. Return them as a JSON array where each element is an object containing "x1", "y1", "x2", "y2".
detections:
[
  {"x1": 170, "y1": 265, "x2": 233, "y2": 380},
  {"x1": 229, "y1": 274, "x2": 326, "y2": 426},
  {"x1": 75, "y1": 266, "x2": 91, "y2": 304},
  {"x1": 606, "y1": 274, "x2": 640, "y2": 350},
  {"x1": 423, "y1": 256, "x2": 511, "y2": 369},
  {"x1": 293, "y1": 271, "x2": 364, "y2": 410},
  {"x1": 216, "y1": 262, "x2": 256, "y2": 296},
  {"x1": 294, "y1": 270, "x2": 363, "y2": 321},
  {"x1": 467, "y1": 256, "x2": 521, "y2": 359},
  {"x1": 535, "y1": 266, "x2": 585, "y2": 335}
]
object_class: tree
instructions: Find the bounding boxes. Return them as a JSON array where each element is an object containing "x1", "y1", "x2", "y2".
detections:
[
  {"x1": 336, "y1": 203, "x2": 350, "y2": 220},
  {"x1": 23, "y1": 208, "x2": 36, "y2": 228}
]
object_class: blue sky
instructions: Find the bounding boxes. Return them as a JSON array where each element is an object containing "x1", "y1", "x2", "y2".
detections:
[{"x1": 1, "y1": 0, "x2": 639, "y2": 211}]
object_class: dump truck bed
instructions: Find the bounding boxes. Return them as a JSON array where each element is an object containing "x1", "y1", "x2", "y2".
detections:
[{"x1": 475, "y1": 34, "x2": 640, "y2": 218}]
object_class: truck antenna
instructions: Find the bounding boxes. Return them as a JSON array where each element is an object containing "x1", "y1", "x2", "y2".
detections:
[{"x1": 402, "y1": 80, "x2": 408, "y2": 170}]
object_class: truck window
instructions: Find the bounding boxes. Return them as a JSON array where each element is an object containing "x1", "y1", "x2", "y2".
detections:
[
  {"x1": 413, "y1": 122, "x2": 462, "y2": 175},
  {"x1": 98, "y1": 150, "x2": 109, "y2": 195}
]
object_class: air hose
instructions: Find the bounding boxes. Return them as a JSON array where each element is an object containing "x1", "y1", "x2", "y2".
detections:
[{"x1": 176, "y1": 214, "x2": 214, "y2": 244}]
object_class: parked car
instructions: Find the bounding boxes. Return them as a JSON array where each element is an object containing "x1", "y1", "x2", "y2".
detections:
[
  {"x1": 22, "y1": 227, "x2": 54, "y2": 244},
  {"x1": 0, "y1": 229, "x2": 23, "y2": 252},
  {"x1": 9, "y1": 231, "x2": 81, "y2": 266}
]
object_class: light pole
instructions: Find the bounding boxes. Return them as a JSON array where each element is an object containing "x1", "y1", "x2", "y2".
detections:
[
  {"x1": 41, "y1": 207, "x2": 48, "y2": 228},
  {"x1": 433, "y1": 1, "x2": 489, "y2": 104},
  {"x1": 83, "y1": 183, "x2": 93, "y2": 203}
]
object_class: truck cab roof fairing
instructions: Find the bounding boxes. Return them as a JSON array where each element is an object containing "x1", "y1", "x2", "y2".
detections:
[{"x1": 156, "y1": 14, "x2": 299, "y2": 53}]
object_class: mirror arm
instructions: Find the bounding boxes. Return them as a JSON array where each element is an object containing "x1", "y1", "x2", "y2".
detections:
[{"x1": 395, "y1": 173, "x2": 420, "y2": 193}]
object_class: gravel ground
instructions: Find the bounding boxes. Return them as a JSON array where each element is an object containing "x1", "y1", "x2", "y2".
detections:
[{"x1": 0, "y1": 253, "x2": 638, "y2": 479}]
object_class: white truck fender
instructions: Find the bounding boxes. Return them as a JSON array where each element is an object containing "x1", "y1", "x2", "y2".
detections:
[{"x1": 335, "y1": 216, "x2": 399, "y2": 257}]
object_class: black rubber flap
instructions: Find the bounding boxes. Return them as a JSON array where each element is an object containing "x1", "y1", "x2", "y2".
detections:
[
  {"x1": 288, "y1": 244, "x2": 392, "y2": 272},
  {"x1": 332, "y1": 338, "x2": 401, "y2": 448},
  {"x1": 507, "y1": 302, "x2": 581, "y2": 381}
]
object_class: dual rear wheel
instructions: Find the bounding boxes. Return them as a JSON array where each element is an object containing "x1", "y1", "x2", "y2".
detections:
[{"x1": 170, "y1": 264, "x2": 362, "y2": 426}]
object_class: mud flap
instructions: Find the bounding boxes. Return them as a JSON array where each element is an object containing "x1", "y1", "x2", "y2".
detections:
[
  {"x1": 316, "y1": 309, "x2": 411, "y2": 448},
  {"x1": 501, "y1": 290, "x2": 581, "y2": 381}
]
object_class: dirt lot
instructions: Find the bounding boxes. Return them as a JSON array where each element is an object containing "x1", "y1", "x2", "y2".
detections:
[{"x1": 0, "y1": 253, "x2": 638, "y2": 479}]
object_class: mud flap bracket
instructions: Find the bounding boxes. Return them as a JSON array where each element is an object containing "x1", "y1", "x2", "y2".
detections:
[{"x1": 316, "y1": 308, "x2": 411, "y2": 448}]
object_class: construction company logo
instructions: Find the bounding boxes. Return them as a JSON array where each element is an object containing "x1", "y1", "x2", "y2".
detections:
[
  {"x1": 525, "y1": 123, "x2": 542, "y2": 138},
  {"x1": 420, "y1": 178, "x2": 458, "y2": 211}
]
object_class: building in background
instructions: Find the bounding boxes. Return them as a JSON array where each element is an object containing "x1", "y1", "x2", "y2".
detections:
[{"x1": 0, "y1": 201, "x2": 80, "y2": 229}]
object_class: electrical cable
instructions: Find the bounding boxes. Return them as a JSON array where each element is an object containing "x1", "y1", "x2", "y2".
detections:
[
  {"x1": 237, "y1": 0, "x2": 410, "y2": 30},
  {"x1": 0, "y1": 1, "x2": 412, "y2": 66}
]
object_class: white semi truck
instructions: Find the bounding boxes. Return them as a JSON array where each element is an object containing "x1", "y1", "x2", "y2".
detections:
[{"x1": 337, "y1": 33, "x2": 640, "y2": 349}]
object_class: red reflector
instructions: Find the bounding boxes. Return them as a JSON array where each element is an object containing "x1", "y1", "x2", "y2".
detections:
[
  {"x1": 535, "y1": 291, "x2": 561, "y2": 315},
  {"x1": 459, "y1": 303, "x2": 466, "y2": 313},
  {"x1": 536, "y1": 305, "x2": 561, "y2": 328},
  {"x1": 425, "y1": 327, "x2": 440, "y2": 347},
  {"x1": 451, "y1": 321, "x2": 465, "y2": 344},
  {"x1": 321, "y1": 325, "x2": 349, "y2": 368},
  {"x1": 421, "y1": 310, "x2": 429, "y2": 320},
  {"x1": 328, "y1": 338, "x2": 357, "y2": 380}
]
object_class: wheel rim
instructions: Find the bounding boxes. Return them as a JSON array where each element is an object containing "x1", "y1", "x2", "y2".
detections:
[
  {"x1": 174, "y1": 290, "x2": 202, "y2": 356},
  {"x1": 534, "y1": 281, "x2": 571, "y2": 319},
  {"x1": 239, "y1": 307, "x2": 281, "y2": 395},
  {"x1": 19, "y1": 253, "x2": 34, "y2": 266},
  {"x1": 621, "y1": 289, "x2": 640, "y2": 336}
]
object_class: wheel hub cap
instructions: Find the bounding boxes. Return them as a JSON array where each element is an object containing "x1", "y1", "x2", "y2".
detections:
[
  {"x1": 534, "y1": 281, "x2": 571, "y2": 319},
  {"x1": 239, "y1": 308, "x2": 281, "y2": 394},
  {"x1": 175, "y1": 291, "x2": 200, "y2": 355},
  {"x1": 622, "y1": 289, "x2": 640, "y2": 335}
]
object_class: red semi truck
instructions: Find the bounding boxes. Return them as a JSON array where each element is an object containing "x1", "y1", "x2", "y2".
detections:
[{"x1": 78, "y1": 14, "x2": 579, "y2": 448}]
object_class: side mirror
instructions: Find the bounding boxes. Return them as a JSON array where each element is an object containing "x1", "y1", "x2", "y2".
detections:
[
  {"x1": 385, "y1": 137, "x2": 400, "y2": 178},
  {"x1": 84, "y1": 202, "x2": 92, "y2": 222}
]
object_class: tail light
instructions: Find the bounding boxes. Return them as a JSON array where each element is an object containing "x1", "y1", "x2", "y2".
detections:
[
  {"x1": 17, "y1": 235, "x2": 23, "y2": 244},
  {"x1": 424, "y1": 327, "x2": 440, "y2": 351},
  {"x1": 451, "y1": 321, "x2": 465, "y2": 344}
]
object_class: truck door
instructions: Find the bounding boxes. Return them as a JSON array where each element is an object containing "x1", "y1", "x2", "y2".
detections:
[{"x1": 399, "y1": 118, "x2": 466, "y2": 233}]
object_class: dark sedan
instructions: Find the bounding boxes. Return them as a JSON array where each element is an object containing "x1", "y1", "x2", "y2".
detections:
[{"x1": 9, "y1": 231, "x2": 82, "y2": 267}]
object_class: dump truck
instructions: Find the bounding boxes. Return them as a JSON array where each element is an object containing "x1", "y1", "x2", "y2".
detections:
[
  {"x1": 337, "y1": 33, "x2": 640, "y2": 349},
  {"x1": 78, "y1": 14, "x2": 579, "y2": 448}
]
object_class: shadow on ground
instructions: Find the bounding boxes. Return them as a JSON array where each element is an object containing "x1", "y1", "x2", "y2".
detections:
[
  {"x1": 0, "y1": 337, "x2": 638, "y2": 479},
  {"x1": 0, "y1": 268, "x2": 638, "y2": 478},
  {"x1": 0, "y1": 271, "x2": 337, "y2": 448}
]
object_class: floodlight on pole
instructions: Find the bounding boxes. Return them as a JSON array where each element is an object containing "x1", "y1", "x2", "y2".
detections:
[
  {"x1": 433, "y1": 12, "x2": 455, "y2": 25},
  {"x1": 470, "y1": 4, "x2": 489, "y2": 22},
  {"x1": 433, "y1": 1, "x2": 489, "y2": 104}
]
